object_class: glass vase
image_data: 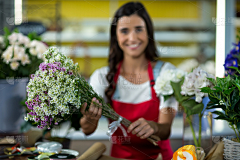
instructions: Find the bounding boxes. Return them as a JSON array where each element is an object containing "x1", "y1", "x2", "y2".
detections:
[{"x1": 182, "y1": 112, "x2": 213, "y2": 153}]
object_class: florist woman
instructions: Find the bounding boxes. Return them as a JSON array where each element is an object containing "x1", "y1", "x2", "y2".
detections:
[{"x1": 80, "y1": 2, "x2": 178, "y2": 160}]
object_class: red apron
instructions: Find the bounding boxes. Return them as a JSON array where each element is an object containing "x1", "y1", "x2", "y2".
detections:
[{"x1": 109, "y1": 61, "x2": 173, "y2": 160}]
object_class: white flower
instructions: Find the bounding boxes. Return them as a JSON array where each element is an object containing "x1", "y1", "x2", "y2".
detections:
[
  {"x1": 10, "y1": 61, "x2": 20, "y2": 70},
  {"x1": 2, "y1": 46, "x2": 13, "y2": 63},
  {"x1": 154, "y1": 69, "x2": 186, "y2": 96},
  {"x1": 21, "y1": 54, "x2": 31, "y2": 65},
  {"x1": 181, "y1": 67, "x2": 215, "y2": 103}
]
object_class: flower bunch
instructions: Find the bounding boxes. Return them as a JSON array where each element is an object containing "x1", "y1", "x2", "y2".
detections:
[
  {"x1": 25, "y1": 47, "x2": 160, "y2": 145},
  {"x1": 25, "y1": 47, "x2": 81, "y2": 129},
  {"x1": 154, "y1": 69, "x2": 186, "y2": 100},
  {"x1": 0, "y1": 28, "x2": 48, "y2": 79},
  {"x1": 181, "y1": 67, "x2": 215, "y2": 103}
]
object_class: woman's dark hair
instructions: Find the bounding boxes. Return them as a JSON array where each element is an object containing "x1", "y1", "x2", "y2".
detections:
[{"x1": 105, "y1": 1, "x2": 159, "y2": 104}]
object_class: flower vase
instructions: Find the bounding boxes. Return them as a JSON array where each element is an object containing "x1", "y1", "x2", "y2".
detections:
[
  {"x1": 0, "y1": 77, "x2": 28, "y2": 133},
  {"x1": 182, "y1": 112, "x2": 213, "y2": 153}
]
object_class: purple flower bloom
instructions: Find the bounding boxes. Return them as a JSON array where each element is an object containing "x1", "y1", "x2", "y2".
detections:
[
  {"x1": 35, "y1": 118, "x2": 40, "y2": 122},
  {"x1": 31, "y1": 74, "x2": 35, "y2": 79},
  {"x1": 224, "y1": 53, "x2": 239, "y2": 76},
  {"x1": 55, "y1": 122, "x2": 58, "y2": 125},
  {"x1": 68, "y1": 71, "x2": 73, "y2": 75},
  {"x1": 61, "y1": 67, "x2": 65, "y2": 72},
  {"x1": 27, "y1": 105, "x2": 33, "y2": 110},
  {"x1": 39, "y1": 63, "x2": 47, "y2": 71},
  {"x1": 37, "y1": 125, "x2": 40, "y2": 128}
]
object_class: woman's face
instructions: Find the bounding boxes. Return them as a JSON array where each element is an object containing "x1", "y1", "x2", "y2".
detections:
[{"x1": 116, "y1": 14, "x2": 149, "y2": 59}]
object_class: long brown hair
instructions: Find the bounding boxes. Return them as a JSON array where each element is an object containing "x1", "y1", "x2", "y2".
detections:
[{"x1": 105, "y1": 1, "x2": 159, "y2": 104}]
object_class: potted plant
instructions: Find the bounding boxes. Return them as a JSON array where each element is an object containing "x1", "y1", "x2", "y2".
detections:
[
  {"x1": 0, "y1": 27, "x2": 48, "y2": 133},
  {"x1": 201, "y1": 42, "x2": 240, "y2": 160}
]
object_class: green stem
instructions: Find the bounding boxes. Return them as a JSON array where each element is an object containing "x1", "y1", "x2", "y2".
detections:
[
  {"x1": 233, "y1": 123, "x2": 240, "y2": 143},
  {"x1": 198, "y1": 113, "x2": 202, "y2": 147},
  {"x1": 186, "y1": 116, "x2": 199, "y2": 147}
]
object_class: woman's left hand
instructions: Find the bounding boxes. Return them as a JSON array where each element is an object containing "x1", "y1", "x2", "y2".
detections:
[{"x1": 127, "y1": 118, "x2": 158, "y2": 139}]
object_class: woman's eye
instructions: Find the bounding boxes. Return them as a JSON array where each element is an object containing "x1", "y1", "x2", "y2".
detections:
[
  {"x1": 121, "y1": 29, "x2": 128, "y2": 34},
  {"x1": 136, "y1": 28, "x2": 142, "y2": 33}
]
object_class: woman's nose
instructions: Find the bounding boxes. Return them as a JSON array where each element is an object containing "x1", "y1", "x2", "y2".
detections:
[{"x1": 128, "y1": 31, "x2": 137, "y2": 42}]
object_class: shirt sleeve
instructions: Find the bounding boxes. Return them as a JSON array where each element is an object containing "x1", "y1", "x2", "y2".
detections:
[
  {"x1": 89, "y1": 66, "x2": 109, "y2": 99},
  {"x1": 159, "y1": 62, "x2": 179, "y2": 111}
]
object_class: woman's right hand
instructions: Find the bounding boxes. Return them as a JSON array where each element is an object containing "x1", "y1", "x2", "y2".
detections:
[{"x1": 80, "y1": 97, "x2": 102, "y2": 121}]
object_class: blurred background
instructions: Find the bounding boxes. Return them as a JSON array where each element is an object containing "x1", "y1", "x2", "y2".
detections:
[{"x1": 0, "y1": 0, "x2": 239, "y2": 158}]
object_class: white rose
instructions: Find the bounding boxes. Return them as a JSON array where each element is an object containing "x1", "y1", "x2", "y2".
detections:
[
  {"x1": 2, "y1": 46, "x2": 13, "y2": 63},
  {"x1": 8, "y1": 33, "x2": 19, "y2": 44},
  {"x1": 29, "y1": 48, "x2": 37, "y2": 56},
  {"x1": 21, "y1": 54, "x2": 31, "y2": 65},
  {"x1": 10, "y1": 61, "x2": 20, "y2": 70}
]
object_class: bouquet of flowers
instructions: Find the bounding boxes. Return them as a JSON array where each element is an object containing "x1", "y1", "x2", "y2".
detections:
[
  {"x1": 0, "y1": 28, "x2": 48, "y2": 79},
  {"x1": 154, "y1": 67, "x2": 214, "y2": 147},
  {"x1": 25, "y1": 47, "x2": 159, "y2": 145}
]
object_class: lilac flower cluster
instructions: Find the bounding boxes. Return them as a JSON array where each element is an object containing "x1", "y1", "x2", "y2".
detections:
[{"x1": 25, "y1": 47, "x2": 81, "y2": 129}]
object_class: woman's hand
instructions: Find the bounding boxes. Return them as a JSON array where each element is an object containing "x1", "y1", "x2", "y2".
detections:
[
  {"x1": 80, "y1": 97, "x2": 102, "y2": 121},
  {"x1": 127, "y1": 118, "x2": 158, "y2": 139}
]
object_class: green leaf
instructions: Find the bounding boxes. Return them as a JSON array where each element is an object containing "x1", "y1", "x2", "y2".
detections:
[
  {"x1": 228, "y1": 111, "x2": 238, "y2": 119},
  {"x1": 213, "y1": 86, "x2": 222, "y2": 92},
  {"x1": 224, "y1": 87, "x2": 235, "y2": 95},
  {"x1": 170, "y1": 78, "x2": 184, "y2": 102},
  {"x1": 230, "y1": 89, "x2": 240, "y2": 110},
  {"x1": 179, "y1": 96, "x2": 191, "y2": 103},
  {"x1": 163, "y1": 95, "x2": 172, "y2": 102},
  {"x1": 228, "y1": 66, "x2": 239, "y2": 70},
  {"x1": 208, "y1": 92, "x2": 219, "y2": 104},
  {"x1": 206, "y1": 104, "x2": 226, "y2": 110},
  {"x1": 207, "y1": 77, "x2": 216, "y2": 85},
  {"x1": 201, "y1": 87, "x2": 213, "y2": 93},
  {"x1": 182, "y1": 99, "x2": 204, "y2": 117}
]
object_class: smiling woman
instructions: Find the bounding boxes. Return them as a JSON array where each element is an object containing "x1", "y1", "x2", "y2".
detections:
[
  {"x1": 116, "y1": 14, "x2": 149, "y2": 59},
  {"x1": 79, "y1": 2, "x2": 178, "y2": 160}
]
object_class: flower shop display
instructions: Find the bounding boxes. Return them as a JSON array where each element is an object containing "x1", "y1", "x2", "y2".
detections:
[
  {"x1": 0, "y1": 28, "x2": 48, "y2": 133},
  {"x1": 154, "y1": 67, "x2": 214, "y2": 148},
  {"x1": 25, "y1": 47, "x2": 160, "y2": 145},
  {"x1": 200, "y1": 39, "x2": 240, "y2": 160}
]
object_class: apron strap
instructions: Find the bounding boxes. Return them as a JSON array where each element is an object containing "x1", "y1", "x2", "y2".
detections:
[
  {"x1": 113, "y1": 61, "x2": 123, "y2": 84},
  {"x1": 147, "y1": 61, "x2": 158, "y2": 100}
]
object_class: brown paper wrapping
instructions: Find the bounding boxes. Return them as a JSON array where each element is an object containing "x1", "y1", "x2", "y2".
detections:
[
  {"x1": 204, "y1": 141, "x2": 224, "y2": 160},
  {"x1": 77, "y1": 142, "x2": 106, "y2": 160}
]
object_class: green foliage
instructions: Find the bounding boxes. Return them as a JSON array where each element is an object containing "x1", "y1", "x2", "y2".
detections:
[
  {"x1": 201, "y1": 74, "x2": 240, "y2": 142},
  {"x1": 171, "y1": 77, "x2": 203, "y2": 117}
]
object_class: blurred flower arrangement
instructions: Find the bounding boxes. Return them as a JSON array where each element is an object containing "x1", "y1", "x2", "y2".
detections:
[
  {"x1": 0, "y1": 27, "x2": 48, "y2": 79},
  {"x1": 154, "y1": 67, "x2": 214, "y2": 147}
]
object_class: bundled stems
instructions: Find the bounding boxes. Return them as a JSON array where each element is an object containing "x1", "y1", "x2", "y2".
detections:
[{"x1": 77, "y1": 74, "x2": 160, "y2": 146}]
